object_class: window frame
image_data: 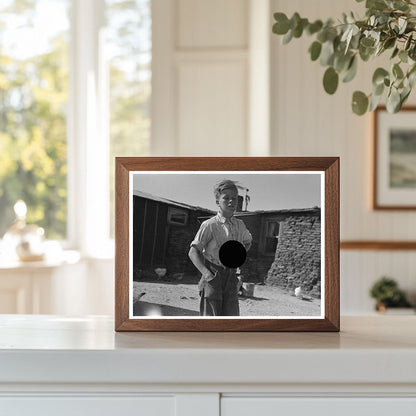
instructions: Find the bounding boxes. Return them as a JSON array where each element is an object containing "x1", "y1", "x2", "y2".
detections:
[
  {"x1": 167, "y1": 207, "x2": 188, "y2": 226},
  {"x1": 69, "y1": 0, "x2": 151, "y2": 258},
  {"x1": 67, "y1": 0, "x2": 111, "y2": 257},
  {"x1": 261, "y1": 218, "x2": 282, "y2": 255}
]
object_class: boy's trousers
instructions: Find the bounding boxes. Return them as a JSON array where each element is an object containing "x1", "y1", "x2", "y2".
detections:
[{"x1": 198, "y1": 260, "x2": 239, "y2": 316}]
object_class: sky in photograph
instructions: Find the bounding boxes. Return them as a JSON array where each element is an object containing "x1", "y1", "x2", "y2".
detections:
[{"x1": 132, "y1": 172, "x2": 322, "y2": 212}]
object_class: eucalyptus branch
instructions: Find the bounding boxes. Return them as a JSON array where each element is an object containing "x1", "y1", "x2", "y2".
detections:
[{"x1": 272, "y1": 0, "x2": 416, "y2": 114}]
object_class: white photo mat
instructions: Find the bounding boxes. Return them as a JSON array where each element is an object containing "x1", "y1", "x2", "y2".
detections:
[{"x1": 375, "y1": 107, "x2": 416, "y2": 209}]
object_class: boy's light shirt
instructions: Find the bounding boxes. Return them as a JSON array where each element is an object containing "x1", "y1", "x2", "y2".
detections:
[{"x1": 191, "y1": 212, "x2": 252, "y2": 267}]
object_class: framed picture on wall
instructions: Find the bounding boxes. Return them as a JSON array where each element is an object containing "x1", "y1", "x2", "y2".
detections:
[
  {"x1": 115, "y1": 157, "x2": 340, "y2": 332},
  {"x1": 374, "y1": 106, "x2": 416, "y2": 209}
]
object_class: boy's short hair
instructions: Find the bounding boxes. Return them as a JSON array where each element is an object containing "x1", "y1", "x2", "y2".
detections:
[{"x1": 214, "y1": 179, "x2": 238, "y2": 201}]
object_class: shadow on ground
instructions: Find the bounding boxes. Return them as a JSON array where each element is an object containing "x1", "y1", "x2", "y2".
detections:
[
  {"x1": 133, "y1": 276, "x2": 199, "y2": 285},
  {"x1": 239, "y1": 296, "x2": 269, "y2": 301},
  {"x1": 133, "y1": 300, "x2": 199, "y2": 317}
]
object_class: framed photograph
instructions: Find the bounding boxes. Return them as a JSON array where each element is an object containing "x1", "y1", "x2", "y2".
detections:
[
  {"x1": 374, "y1": 106, "x2": 416, "y2": 209},
  {"x1": 115, "y1": 157, "x2": 339, "y2": 331}
]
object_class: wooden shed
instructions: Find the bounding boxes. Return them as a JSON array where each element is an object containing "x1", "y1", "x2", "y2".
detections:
[{"x1": 132, "y1": 190, "x2": 215, "y2": 278}]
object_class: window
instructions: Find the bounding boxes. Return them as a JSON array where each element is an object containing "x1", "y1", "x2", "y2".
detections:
[
  {"x1": 167, "y1": 207, "x2": 188, "y2": 226},
  {"x1": 264, "y1": 220, "x2": 280, "y2": 254},
  {"x1": 0, "y1": 0, "x2": 151, "y2": 255},
  {"x1": 0, "y1": 0, "x2": 70, "y2": 239}
]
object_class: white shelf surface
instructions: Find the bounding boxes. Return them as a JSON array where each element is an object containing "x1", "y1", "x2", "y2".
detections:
[{"x1": 0, "y1": 315, "x2": 415, "y2": 387}]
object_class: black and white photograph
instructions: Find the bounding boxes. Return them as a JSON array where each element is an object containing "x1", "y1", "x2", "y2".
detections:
[
  {"x1": 130, "y1": 172, "x2": 324, "y2": 319},
  {"x1": 389, "y1": 129, "x2": 416, "y2": 189},
  {"x1": 374, "y1": 106, "x2": 416, "y2": 209}
]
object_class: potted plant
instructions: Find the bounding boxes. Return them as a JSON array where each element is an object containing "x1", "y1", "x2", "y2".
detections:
[
  {"x1": 272, "y1": 0, "x2": 416, "y2": 115},
  {"x1": 369, "y1": 276, "x2": 413, "y2": 312}
]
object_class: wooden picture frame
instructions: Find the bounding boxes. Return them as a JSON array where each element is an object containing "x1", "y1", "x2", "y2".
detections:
[
  {"x1": 115, "y1": 157, "x2": 339, "y2": 331},
  {"x1": 373, "y1": 106, "x2": 416, "y2": 210}
]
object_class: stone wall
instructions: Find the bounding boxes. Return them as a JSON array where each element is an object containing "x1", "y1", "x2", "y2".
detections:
[{"x1": 266, "y1": 210, "x2": 321, "y2": 298}]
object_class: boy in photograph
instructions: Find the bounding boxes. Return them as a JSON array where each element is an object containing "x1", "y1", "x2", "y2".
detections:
[{"x1": 188, "y1": 179, "x2": 252, "y2": 316}]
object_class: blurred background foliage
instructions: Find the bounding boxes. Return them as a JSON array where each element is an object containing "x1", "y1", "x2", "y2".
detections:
[{"x1": 0, "y1": 0, "x2": 69, "y2": 238}]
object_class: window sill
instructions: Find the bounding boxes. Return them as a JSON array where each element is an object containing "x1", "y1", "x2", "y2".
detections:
[{"x1": 0, "y1": 250, "x2": 81, "y2": 271}]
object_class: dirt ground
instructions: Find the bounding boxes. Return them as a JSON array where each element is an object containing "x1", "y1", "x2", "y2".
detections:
[{"x1": 132, "y1": 280, "x2": 321, "y2": 317}]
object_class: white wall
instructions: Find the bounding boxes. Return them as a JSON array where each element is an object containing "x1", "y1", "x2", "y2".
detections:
[{"x1": 152, "y1": 0, "x2": 250, "y2": 156}]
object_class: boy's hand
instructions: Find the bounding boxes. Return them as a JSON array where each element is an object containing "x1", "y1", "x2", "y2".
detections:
[
  {"x1": 198, "y1": 270, "x2": 215, "y2": 292},
  {"x1": 202, "y1": 269, "x2": 216, "y2": 282}
]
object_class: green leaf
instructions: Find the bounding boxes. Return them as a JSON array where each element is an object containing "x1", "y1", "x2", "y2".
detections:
[
  {"x1": 273, "y1": 13, "x2": 290, "y2": 35},
  {"x1": 342, "y1": 56, "x2": 357, "y2": 82},
  {"x1": 347, "y1": 13, "x2": 356, "y2": 24},
  {"x1": 369, "y1": 30, "x2": 381, "y2": 44},
  {"x1": 342, "y1": 25, "x2": 359, "y2": 53},
  {"x1": 360, "y1": 37, "x2": 375, "y2": 48},
  {"x1": 383, "y1": 37, "x2": 396, "y2": 50},
  {"x1": 317, "y1": 30, "x2": 327, "y2": 43},
  {"x1": 293, "y1": 23, "x2": 302, "y2": 38},
  {"x1": 377, "y1": 13, "x2": 389, "y2": 25},
  {"x1": 309, "y1": 41, "x2": 322, "y2": 61},
  {"x1": 317, "y1": 27, "x2": 335, "y2": 43},
  {"x1": 399, "y1": 49, "x2": 408, "y2": 63},
  {"x1": 325, "y1": 27, "x2": 338, "y2": 42},
  {"x1": 360, "y1": 36, "x2": 377, "y2": 60},
  {"x1": 390, "y1": 21, "x2": 400, "y2": 34},
  {"x1": 350, "y1": 32, "x2": 361, "y2": 49},
  {"x1": 320, "y1": 40, "x2": 335, "y2": 66},
  {"x1": 334, "y1": 51, "x2": 352, "y2": 72},
  {"x1": 293, "y1": 18, "x2": 309, "y2": 38},
  {"x1": 409, "y1": 45, "x2": 416, "y2": 61},
  {"x1": 400, "y1": 87, "x2": 411, "y2": 106},
  {"x1": 374, "y1": 82, "x2": 385, "y2": 96},
  {"x1": 290, "y1": 12, "x2": 301, "y2": 30},
  {"x1": 393, "y1": 63, "x2": 404, "y2": 79},
  {"x1": 405, "y1": 34, "x2": 413, "y2": 51},
  {"x1": 352, "y1": 91, "x2": 369, "y2": 115},
  {"x1": 396, "y1": 80, "x2": 404, "y2": 89},
  {"x1": 393, "y1": 0, "x2": 409, "y2": 11},
  {"x1": 398, "y1": 17, "x2": 407, "y2": 34},
  {"x1": 282, "y1": 29, "x2": 293, "y2": 44},
  {"x1": 359, "y1": 44, "x2": 375, "y2": 61},
  {"x1": 376, "y1": 43, "x2": 385, "y2": 56},
  {"x1": 408, "y1": 71, "x2": 416, "y2": 89},
  {"x1": 406, "y1": 64, "x2": 416, "y2": 89},
  {"x1": 369, "y1": 92, "x2": 383, "y2": 111},
  {"x1": 386, "y1": 87, "x2": 401, "y2": 113},
  {"x1": 333, "y1": 35, "x2": 341, "y2": 51},
  {"x1": 323, "y1": 67, "x2": 339, "y2": 94},
  {"x1": 408, "y1": 63, "x2": 416, "y2": 78},
  {"x1": 307, "y1": 20, "x2": 323, "y2": 35},
  {"x1": 372, "y1": 67, "x2": 389, "y2": 85},
  {"x1": 366, "y1": 0, "x2": 388, "y2": 10},
  {"x1": 391, "y1": 47, "x2": 399, "y2": 59}
]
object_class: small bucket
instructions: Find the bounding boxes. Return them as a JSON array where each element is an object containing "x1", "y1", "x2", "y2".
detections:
[{"x1": 244, "y1": 283, "x2": 255, "y2": 297}]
